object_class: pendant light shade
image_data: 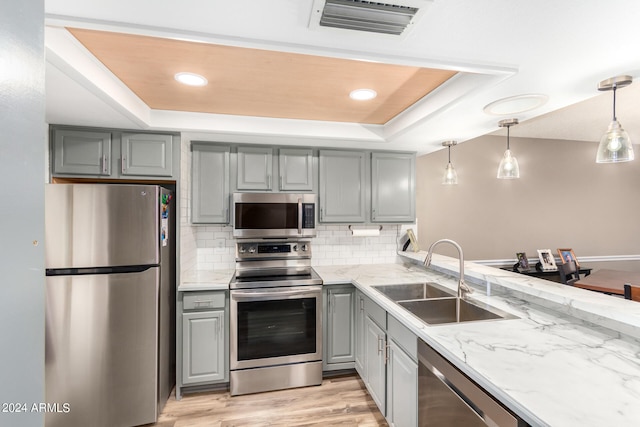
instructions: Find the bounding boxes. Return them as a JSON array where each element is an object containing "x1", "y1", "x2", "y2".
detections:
[
  {"x1": 441, "y1": 141, "x2": 458, "y2": 185},
  {"x1": 596, "y1": 75, "x2": 634, "y2": 163},
  {"x1": 497, "y1": 118, "x2": 520, "y2": 179}
]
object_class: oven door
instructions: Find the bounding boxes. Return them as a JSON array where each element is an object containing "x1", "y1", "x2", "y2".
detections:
[{"x1": 230, "y1": 285, "x2": 322, "y2": 370}]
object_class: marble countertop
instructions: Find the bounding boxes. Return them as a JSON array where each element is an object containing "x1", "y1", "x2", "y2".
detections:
[
  {"x1": 178, "y1": 269, "x2": 234, "y2": 291},
  {"x1": 315, "y1": 254, "x2": 640, "y2": 427}
]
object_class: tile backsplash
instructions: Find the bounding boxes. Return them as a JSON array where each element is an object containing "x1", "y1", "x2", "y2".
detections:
[
  {"x1": 179, "y1": 138, "x2": 416, "y2": 273},
  {"x1": 182, "y1": 224, "x2": 406, "y2": 272}
]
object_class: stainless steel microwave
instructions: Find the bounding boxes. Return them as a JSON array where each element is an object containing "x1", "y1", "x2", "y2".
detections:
[{"x1": 232, "y1": 193, "x2": 316, "y2": 239}]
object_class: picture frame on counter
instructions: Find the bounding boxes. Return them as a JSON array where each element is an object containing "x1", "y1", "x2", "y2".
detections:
[
  {"x1": 516, "y1": 252, "x2": 529, "y2": 270},
  {"x1": 537, "y1": 249, "x2": 557, "y2": 271},
  {"x1": 557, "y1": 248, "x2": 579, "y2": 266},
  {"x1": 406, "y1": 228, "x2": 419, "y2": 252}
]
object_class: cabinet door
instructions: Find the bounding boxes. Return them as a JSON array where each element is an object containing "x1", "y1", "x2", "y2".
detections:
[
  {"x1": 371, "y1": 152, "x2": 416, "y2": 223},
  {"x1": 182, "y1": 310, "x2": 225, "y2": 384},
  {"x1": 354, "y1": 291, "x2": 366, "y2": 376},
  {"x1": 279, "y1": 148, "x2": 313, "y2": 191},
  {"x1": 364, "y1": 315, "x2": 386, "y2": 414},
  {"x1": 237, "y1": 146, "x2": 273, "y2": 190},
  {"x1": 319, "y1": 150, "x2": 366, "y2": 223},
  {"x1": 53, "y1": 129, "x2": 111, "y2": 176},
  {"x1": 325, "y1": 285, "x2": 355, "y2": 366},
  {"x1": 121, "y1": 133, "x2": 173, "y2": 177},
  {"x1": 191, "y1": 143, "x2": 230, "y2": 224},
  {"x1": 386, "y1": 339, "x2": 418, "y2": 427}
]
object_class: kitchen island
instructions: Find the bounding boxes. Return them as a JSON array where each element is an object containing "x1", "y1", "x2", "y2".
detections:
[{"x1": 314, "y1": 253, "x2": 640, "y2": 427}]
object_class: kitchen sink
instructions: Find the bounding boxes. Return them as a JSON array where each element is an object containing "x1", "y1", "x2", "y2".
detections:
[
  {"x1": 372, "y1": 282, "x2": 456, "y2": 301},
  {"x1": 398, "y1": 298, "x2": 516, "y2": 325}
]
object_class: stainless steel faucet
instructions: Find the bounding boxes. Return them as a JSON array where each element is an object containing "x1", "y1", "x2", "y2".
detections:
[{"x1": 424, "y1": 239, "x2": 473, "y2": 299}]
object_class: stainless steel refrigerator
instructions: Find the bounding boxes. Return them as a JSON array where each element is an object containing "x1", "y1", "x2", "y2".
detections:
[{"x1": 45, "y1": 183, "x2": 175, "y2": 427}]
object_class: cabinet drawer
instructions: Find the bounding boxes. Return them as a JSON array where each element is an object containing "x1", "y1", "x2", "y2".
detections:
[
  {"x1": 364, "y1": 293, "x2": 386, "y2": 329},
  {"x1": 388, "y1": 314, "x2": 417, "y2": 361},
  {"x1": 183, "y1": 291, "x2": 226, "y2": 310}
]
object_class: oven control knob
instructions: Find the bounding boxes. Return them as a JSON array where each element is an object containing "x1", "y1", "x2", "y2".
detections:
[
  {"x1": 239, "y1": 246, "x2": 246, "y2": 254},
  {"x1": 248, "y1": 246, "x2": 256, "y2": 254},
  {"x1": 301, "y1": 244, "x2": 308, "y2": 252},
  {"x1": 292, "y1": 244, "x2": 298, "y2": 252}
]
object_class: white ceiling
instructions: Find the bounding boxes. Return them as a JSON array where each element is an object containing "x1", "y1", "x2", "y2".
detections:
[{"x1": 44, "y1": 0, "x2": 640, "y2": 155}]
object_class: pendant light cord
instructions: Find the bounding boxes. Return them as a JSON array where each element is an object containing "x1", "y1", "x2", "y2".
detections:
[
  {"x1": 506, "y1": 125, "x2": 510, "y2": 150},
  {"x1": 612, "y1": 85, "x2": 618, "y2": 121},
  {"x1": 448, "y1": 145, "x2": 451, "y2": 163}
]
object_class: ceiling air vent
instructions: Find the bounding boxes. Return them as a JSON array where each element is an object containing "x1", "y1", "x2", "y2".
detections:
[{"x1": 311, "y1": 0, "x2": 428, "y2": 36}]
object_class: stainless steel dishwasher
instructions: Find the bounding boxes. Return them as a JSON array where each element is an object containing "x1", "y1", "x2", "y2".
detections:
[{"x1": 418, "y1": 340, "x2": 528, "y2": 427}]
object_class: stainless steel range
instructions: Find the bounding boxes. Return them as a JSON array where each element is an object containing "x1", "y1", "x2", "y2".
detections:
[{"x1": 229, "y1": 240, "x2": 323, "y2": 396}]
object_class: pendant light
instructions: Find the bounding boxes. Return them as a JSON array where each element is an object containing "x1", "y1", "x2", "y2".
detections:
[
  {"x1": 497, "y1": 118, "x2": 520, "y2": 179},
  {"x1": 441, "y1": 141, "x2": 458, "y2": 185},
  {"x1": 596, "y1": 75, "x2": 634, "y2": 163}
]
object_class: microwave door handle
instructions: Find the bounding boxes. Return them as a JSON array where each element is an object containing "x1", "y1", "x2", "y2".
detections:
[{"x1": 298, "y1": 197, "x2": 303, "y2": 234}]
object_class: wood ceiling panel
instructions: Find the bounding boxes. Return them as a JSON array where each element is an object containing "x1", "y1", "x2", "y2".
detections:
[{"x1": 68, "y1": 28, "x2": 457, "y2": 124}]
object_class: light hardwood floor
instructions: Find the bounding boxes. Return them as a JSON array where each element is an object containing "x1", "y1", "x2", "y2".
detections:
[{"x1": 152, "y1": 374, "x2": 387, "y2": 426}]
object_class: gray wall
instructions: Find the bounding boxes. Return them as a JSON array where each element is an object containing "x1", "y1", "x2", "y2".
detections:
[
  {"x1": 416, "y1": 134, "x2": 640, "y2": 271},
  {"x1": 0, "y1": 1, "x2": 45, "y2": 425}
]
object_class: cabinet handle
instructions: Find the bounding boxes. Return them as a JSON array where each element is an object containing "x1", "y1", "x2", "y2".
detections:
[
  {"x1": 280, "y1": 175, "x2": 283, "y2": 190},
  {"x1": 225, "y1": 208, "x2": 229, "y2": 223},
  {"x1": 102, "y1": 155, "x2": 108, "y2": 174},
  {"x1": 267, "y1": 175, "x2": 272, "y2": 189},
  {"x1": 378, "y1": 336, "x2": 384, "y2": 355},
  {"x1": 359, "y1": 299, "x2": 364, "y2": 312},
  {"x1": 385, "y1": 344, "x2": 390, "y2": 365},
  {"x1": 372, "y1": 209, "x2": 376, "y2": 220},
  {"x1": 194, "y1": 300, "x2": 213, "y2": 306},
  {"x1": 121, "y1": 157, "x2": 126, "y2": 173}
]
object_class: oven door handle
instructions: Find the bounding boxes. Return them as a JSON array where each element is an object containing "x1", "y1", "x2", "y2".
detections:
[
  {"x1": 232, "y1": 287, "x2": 321, "y2": 301},
  {"x1": 297, "y1": 197, "x2": 303, "y2": 235}
]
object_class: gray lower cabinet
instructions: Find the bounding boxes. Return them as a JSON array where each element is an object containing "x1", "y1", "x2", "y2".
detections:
[
  {"x1": 180, "y1": 290, "x2": 228, "y2": 388},
  {"x1": 121, "y1": 133, "x2": 173, "y2": 177},
  {"x1": 386, "y1": 315, "x2": 418, "y2": 427},
  {"x1": 364, "y1": 315, "x2": 387, "y2": 411},
  {"x1": 371, "y1": 152, "x2": 416, "y2": 223},
  {"x1": 319, "y1": 150, "x2": 366, "y2": 222},
  {"x1": 323, "y1": 284, "x2": 356, "y2": 371},
  {"x1": 191, "y1": 143, "x2": 230, "y2": 224},
  {"x1": 51, "y1": 127, "x2": 178, "y2": 179},
  {"x1": 182, "y1": 310, "x2": 225, "y2": 384},
  {"x1": 357, "y1": 291, "x2": 418, "y2": 424},
  {"x1": 354, "y1": 290, "x2": 366, "y2": 375}
]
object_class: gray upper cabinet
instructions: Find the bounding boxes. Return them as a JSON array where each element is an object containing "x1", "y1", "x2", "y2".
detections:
[
  {"x1": 237, "y1": 146, "x2": 273, "y2": 190},
  {"x1": 51, "y1": 127, "x2": 179, "y2": 180},
  {"x1": 53, "y1": 129, "x2": 112, "y2": 176},
  {"x1": 191, "y1": 143, "x2": 230, "y2": 224},
  {"x1": 121, "y1": 133, "x2": 173, "y2": 177},
  {"x1": 279, "y1": 148, "x2": 313, "y2": 191},
  {"x1": 319, "y1": 150, "x2": 366, "y2": 223},
  {"x1": 371, "y1": 152, "x2": 416, "y2": 223}
]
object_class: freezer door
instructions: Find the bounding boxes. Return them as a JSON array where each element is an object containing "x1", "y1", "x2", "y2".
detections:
[
  {"x1": 45, "y1": 268, "x2": 159, "y2": 427},
  {"x1": 45, "y1": 184, "x2": 161, "y2": 268}
]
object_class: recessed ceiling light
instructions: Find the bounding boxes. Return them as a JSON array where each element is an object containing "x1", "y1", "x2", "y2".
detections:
[
  {"x1": 349, "y1": 88, "x2": 377, "y2": 101},
  {"x1": 174, "y1": 72, "x2": 208, "y2": 87},
  {"x1": 483, "y1": 94, "x2": 548, "y2": 115}
]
